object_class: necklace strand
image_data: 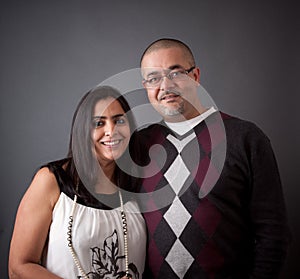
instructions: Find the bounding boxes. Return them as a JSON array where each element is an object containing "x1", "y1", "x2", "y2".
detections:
[
  {"x1": 67, "y1": 191, "x2": 130, "y2": 279},
  {"x1": 119, "y1": 191, "x2": 131, "y2": 278}
]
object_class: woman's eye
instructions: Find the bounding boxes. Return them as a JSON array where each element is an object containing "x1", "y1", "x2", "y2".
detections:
[
  {"x1": 116, "y1": 118, "x2": 126, "y2": 125},
  {"x1": 93, "y1": 120, "x2": 103, "y2": 128}
]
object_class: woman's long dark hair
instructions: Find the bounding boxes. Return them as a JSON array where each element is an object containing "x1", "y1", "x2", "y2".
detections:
[{"x1": 64, "y1": 85, "x2": 140, "y2": 204}]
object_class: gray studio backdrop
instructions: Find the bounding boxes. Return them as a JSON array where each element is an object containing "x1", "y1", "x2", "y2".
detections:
[{"x1": 1, "y1": 0, "x2": 299, "y2": 278}]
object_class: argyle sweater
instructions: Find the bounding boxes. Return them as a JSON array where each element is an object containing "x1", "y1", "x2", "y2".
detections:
[{"x1": 135, "y1": 111, "x2": 290, "y2": 279}]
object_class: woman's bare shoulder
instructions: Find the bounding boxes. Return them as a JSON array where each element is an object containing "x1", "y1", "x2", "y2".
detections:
[{"x1": 24, "y1": 166, "x2": 61, "y2": 209}]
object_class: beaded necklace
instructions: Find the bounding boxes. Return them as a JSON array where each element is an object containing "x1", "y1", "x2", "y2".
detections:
[{"x1": 67, "y1": 191, "x2": 131, "y2": 278}]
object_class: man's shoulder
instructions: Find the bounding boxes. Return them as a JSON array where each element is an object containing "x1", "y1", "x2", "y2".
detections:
[{"x1": 218, "y1": 111, "x2": 269, "y2": 142}]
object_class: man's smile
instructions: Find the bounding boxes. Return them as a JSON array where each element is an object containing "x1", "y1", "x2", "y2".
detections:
[{"x1": 159, "y1": 91, "x2": 181, "y2": 101}]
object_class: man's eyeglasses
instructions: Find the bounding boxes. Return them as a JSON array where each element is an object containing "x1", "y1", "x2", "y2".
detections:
[{"x1": 143, "y1": 66, "x2": 195, "y2": 88}]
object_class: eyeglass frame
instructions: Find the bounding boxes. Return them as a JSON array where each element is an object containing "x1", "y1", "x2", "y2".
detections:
[{"x1": 142, "y1": 66, "x2": 196, "y2": 88}]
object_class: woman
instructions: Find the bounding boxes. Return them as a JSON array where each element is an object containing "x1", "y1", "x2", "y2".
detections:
[{"x1": 9, "y1": 86, "x2": 146, "y2": 279}]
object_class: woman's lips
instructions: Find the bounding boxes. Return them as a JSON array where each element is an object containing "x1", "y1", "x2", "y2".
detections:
[{"x1": 101, "y1": 139, "x2": 122, "y2": 146}]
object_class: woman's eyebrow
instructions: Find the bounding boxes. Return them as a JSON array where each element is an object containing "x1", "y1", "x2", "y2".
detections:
[{"x1": 92, "y1": 114, "x2": 125, "y2": 119}]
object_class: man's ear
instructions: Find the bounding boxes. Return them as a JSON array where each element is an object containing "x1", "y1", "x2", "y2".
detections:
[{"x1": 194, "y1": 67, "x2": 200, "y2": 83}]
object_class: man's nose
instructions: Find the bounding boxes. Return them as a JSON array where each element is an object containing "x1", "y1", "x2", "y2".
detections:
[{"x1": 159, "y1": 75, "x2": 174, "y2": 91}]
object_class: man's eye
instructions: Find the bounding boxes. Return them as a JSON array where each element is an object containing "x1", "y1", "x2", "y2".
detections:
[
  {"x1": 148, "y1": 76, "x2": 161, "y2": 84},
  {"x1": 169, "y1": 70, "x2": 183, "y2": 79}
]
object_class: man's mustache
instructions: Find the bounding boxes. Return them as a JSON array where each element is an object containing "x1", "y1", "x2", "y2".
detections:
[{"x1": 158, "y1": 90, "x2": 182, "y2": 101}]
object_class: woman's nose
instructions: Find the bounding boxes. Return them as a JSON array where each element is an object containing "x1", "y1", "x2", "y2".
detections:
[{"x1": 104, "y1": 122, "x2": 116, "y2": 136}]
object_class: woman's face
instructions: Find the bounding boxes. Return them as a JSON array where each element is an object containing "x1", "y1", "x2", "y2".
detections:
[{"x1": 92, "y1": 97, "x2": 130, "y2": 166}]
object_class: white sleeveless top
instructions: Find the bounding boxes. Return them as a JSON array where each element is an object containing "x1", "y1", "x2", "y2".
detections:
[{"x1": 42, "y1": 192, "x2": 146, "y2": 279}]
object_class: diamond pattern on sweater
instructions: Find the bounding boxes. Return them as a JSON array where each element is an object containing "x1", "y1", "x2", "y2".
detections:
[
  {"x1": 148, "y1": 238, "x2": 165, "y2": 278},
  {"x1": 165, "y1": 238, "x2": 194, "y2": 278},
  {"x1": 179, "y1": 215, "x2": 207, "y2": 258},
  {"x1": 193, "y1": 198, "x2": 221, "y2": 237},
  {"x1": 153, "y1": 216, "x2": 177, "y2": 257},
  {"x1": 140, "y1": 114, "x2": 244, "y2": 278},
  {"x1": 144, "y1": 210, "x2": 163, "y2": 235},
  {"x1": 163, "y1": 196, "x2": 191, "y2": 237},
  {"x1": 164, "y1": 155, "x2": 190, "y2": 195},
  {"x1": 162, "y1": 132, "x2": 198, "y2": 278}
]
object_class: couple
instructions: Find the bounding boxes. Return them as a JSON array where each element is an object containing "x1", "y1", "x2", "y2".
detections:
[{"x1": 9, "y1": 38, "x2": 290, "y2": 279}]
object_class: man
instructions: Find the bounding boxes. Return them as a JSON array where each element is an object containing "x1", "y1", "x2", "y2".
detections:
[{"x1": 135, "y1": 38, "x2": 290, "y2": 278}]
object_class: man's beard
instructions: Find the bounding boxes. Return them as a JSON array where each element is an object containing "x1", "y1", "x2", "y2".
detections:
[{"x1": 159, "y1": 101, "x2": 184, "y2": 116}]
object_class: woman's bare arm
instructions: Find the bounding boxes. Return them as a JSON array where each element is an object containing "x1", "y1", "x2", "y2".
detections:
[{"x1": 9, "y1": 167, "x2": 63, "y2": 279}]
